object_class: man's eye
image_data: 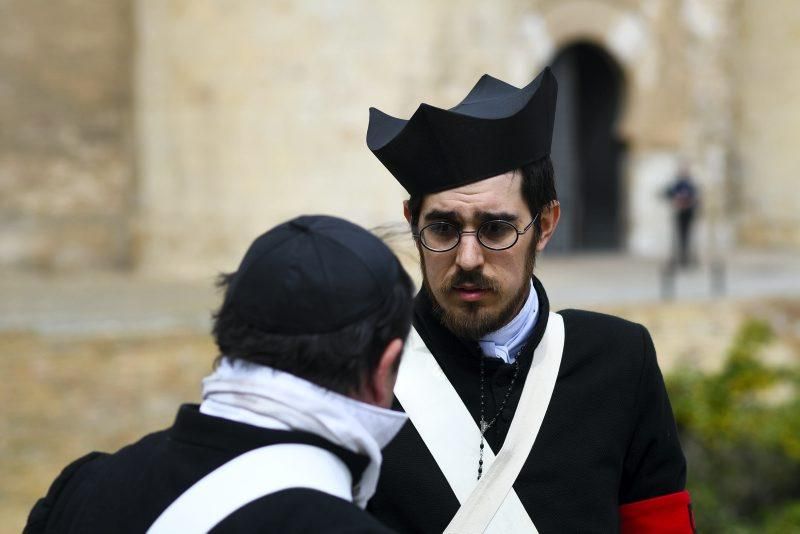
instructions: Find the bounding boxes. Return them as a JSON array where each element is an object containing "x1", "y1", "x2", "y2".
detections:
[
  {"x1": 428, "y1": 223, "x2": 455, "y2": 236},
  {"x1": 481, "y1": 221, "x2": 512, "y2": 239}
]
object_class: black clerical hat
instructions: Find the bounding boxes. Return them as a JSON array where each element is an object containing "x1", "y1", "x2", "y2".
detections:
[
  {"x1": 226, "y1": 215, "x2": 402, "y2": 335},
  {"x1": 367, "y1": 68, "x2": 557, "y2": 196}
]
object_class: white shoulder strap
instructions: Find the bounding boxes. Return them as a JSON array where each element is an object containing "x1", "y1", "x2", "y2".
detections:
[
  {"x1": 147, "y1": 443, "x2": 353, "y2": 534},
  {"x1": 395, "y1": 312, "x2": 565, "y2": 534},
  {"x1": 446, "y1": 312, "x2": 564, "y2": 533}
]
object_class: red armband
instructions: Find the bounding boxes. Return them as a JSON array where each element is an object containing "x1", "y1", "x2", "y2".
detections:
[{"x1": 619, "y1": 490, "x2": 695, "y2": 534}]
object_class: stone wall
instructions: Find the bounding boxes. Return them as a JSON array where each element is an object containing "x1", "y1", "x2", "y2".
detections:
[
  {"x1": 133, "y1": 0, "x2": 554, "y2": 277},
  {"x1": 132, "y1": 0, "x2": 704, "y2": 274},
  {"x1": 1, "y1": 0, "x2": 798, "y2": 276},
  {"x1": 0, "y1": 0, "x2": 134, "y2": 270},
  {"x1": 734, "y1": 0, "x2": 800, "y2": 248}
]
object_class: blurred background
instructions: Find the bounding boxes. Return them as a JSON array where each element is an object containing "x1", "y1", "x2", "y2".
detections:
[{"x1": 1, "y1": 0, "x2": 799, "y2": 532}]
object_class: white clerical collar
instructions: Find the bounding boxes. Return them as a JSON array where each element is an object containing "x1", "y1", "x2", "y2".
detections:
[{"x1": 478, "y1": 280, "x2": 538, "y2": 363}]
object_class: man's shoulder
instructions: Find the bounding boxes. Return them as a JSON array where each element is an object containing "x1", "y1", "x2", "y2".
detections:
[
  {"x1": 24, "y1": 451, "x2": 109, "y2": 533},
  {"x1": 78, "y1": 427, "x2": 171, "y2": 474},
  {"x1": 213, "y1": 489, "x2": 396, "y2": 533},
  {"x1": 557, "y1": 308, "x2": 647, "y2": 338},
  {"x1": 555, "y1": 308, "x2": 654, "y2": 371},
  {"x1": 24, "y1": 428, "x2": 173, "y2": 533}
]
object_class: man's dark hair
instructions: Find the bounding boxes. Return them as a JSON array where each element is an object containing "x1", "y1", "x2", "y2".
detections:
[
  {"x1": 212, "y1": 266, "x2": 414, "y2": 396},
  {"x1": 407, "y1": 155, "x2": 558, "y2": 242}
]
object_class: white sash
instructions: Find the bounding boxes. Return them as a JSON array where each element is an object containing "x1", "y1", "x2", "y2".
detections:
[
  {"x1": 395, "y1": 312, "x2": 565, "y2": 534},
  {"x1": 147, "y1": 443, "x2": 353, "y2": 534}
]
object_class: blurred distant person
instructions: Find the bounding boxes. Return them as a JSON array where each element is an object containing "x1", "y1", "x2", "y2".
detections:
[
  {"x1": 665, "y1": 166, "x2": 701, "y2": 268},
  {"x1": 365, "y1": 68, "x2": 694, "y2": 532},
  {"x1": 25, "y1": 215, "x2": 413, "y2": 534}
]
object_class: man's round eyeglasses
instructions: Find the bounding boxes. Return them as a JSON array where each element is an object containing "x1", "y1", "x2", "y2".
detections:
[{"x1": 413, "y1": 215, "x2": 538, "y2": 252}]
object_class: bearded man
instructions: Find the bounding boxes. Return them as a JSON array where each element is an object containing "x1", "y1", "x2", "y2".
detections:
[{"x1": 365, "y1": 68, "x2": 694, "y2": 533}]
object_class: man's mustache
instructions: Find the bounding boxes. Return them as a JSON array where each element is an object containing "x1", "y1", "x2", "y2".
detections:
[{"x1": 442, "y1": 270, "x2": 499, "y2": 292}]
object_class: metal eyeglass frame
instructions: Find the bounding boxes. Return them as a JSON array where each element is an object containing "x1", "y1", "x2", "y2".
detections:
[{"x1": 413, "y1": 213, "x2": 539, "y2": 252}]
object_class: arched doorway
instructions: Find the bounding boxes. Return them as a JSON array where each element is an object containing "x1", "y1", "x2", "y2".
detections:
[{"x1": 548, "y1": 42, "x2": 626, "y2": 252}]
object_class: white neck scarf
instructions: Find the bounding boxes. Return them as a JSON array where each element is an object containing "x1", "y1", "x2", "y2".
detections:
[
  {"x1": 478, "y1": 280, "x2": 539, "y2": 363},
  {"x1": 199, "y1": 358, "x2": 408, "y2": 508}
]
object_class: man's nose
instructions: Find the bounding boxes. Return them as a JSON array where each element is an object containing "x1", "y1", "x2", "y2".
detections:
[{"x1": 455, "y1": 234, "x2": 485, "y2": 271}]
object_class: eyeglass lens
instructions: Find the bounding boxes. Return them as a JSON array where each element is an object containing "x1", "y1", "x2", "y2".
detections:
[{"x1": 420, "y1": 221, "x2": 519, "y2": 251}]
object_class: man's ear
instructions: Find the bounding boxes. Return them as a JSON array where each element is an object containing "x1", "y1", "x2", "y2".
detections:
[
  {"x1": 403, "y1": 200, "x2": 412, "y2": 224},
  {"x1": 365, "y1": 338, "x2": 404, "y2": 408},
  {"x1": 536, "y1": 201, "x2": 561, "y2": 252}
]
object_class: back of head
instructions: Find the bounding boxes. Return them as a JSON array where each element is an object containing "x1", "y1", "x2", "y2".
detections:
[{"x1": 212, "y1": 215, "x2": 414, "y2": 396}]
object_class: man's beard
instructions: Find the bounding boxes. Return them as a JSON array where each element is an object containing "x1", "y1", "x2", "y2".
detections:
[{"x1": 421, "y1": 246, "x2": 537, "y2": 340}]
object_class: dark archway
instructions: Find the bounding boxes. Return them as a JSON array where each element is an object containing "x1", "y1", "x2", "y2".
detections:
[{"x1": 548, "y1": 42, "x2": 626, "y2": 252}]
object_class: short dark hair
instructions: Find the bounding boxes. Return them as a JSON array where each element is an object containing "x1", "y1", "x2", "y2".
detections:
[
  {"x1": 211, "y1": 266, "x2": 414, "y2": 396},
  {"x1": 407, "y1": 155, "x2": 558, "y2": 241}
]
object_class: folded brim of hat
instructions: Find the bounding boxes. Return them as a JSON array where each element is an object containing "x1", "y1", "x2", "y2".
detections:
[{"x1": 367, "y1": 67, "x2": 558, "y2": 196}]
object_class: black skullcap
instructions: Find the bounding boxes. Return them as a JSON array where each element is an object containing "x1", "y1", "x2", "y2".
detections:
[
  {"x1": 226, "y1": 215, "x2": 402, "y2": 335},
  {"x1": 367, "y1": 67, "x2": 557, "y2": 196}
]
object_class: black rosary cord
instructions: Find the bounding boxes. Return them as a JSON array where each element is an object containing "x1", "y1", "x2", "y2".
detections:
[{"x1": 478, "y1": 353, "x2": 521, "y2": 480}]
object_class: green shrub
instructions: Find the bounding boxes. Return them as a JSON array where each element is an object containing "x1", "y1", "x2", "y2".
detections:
[{"x1": 667, "y1": 319, "x2": 800, "y2": 533}]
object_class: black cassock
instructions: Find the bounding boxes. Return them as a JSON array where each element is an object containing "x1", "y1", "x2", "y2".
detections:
[
  {"x1": 25, "y1": 405, "x2": 394, "y2": 534},
  {"x1": 369, "y1": 277, "x2": 691, "y2": 533}
]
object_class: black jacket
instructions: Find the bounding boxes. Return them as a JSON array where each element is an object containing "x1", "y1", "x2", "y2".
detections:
[
  {"x1": 369, "y1": 277, "x2": 687, "y2": 533},
  {"x1": 25, "y1": 405, "x2": 395, "y2": 533}
]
